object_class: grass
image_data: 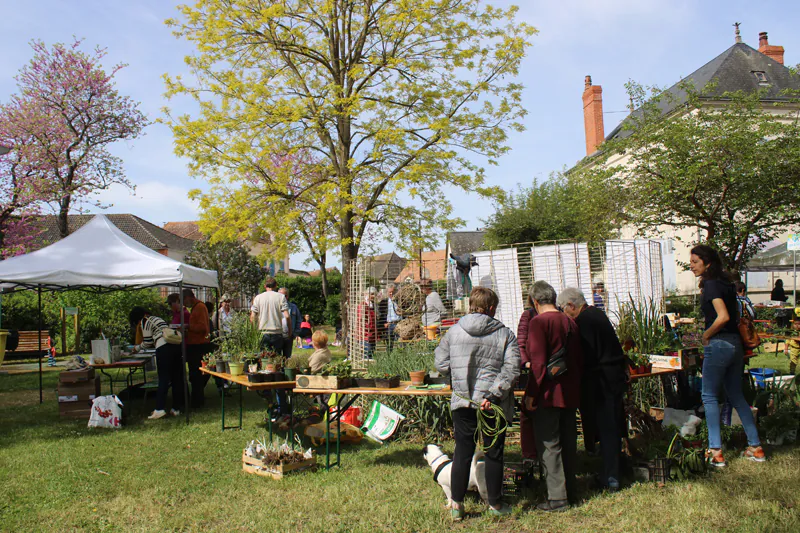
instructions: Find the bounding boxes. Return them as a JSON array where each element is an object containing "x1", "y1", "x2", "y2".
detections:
[{"x1": 0, "y1": 355, "x2": 799, "y2": 531}]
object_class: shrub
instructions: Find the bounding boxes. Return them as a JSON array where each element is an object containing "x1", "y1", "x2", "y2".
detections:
[
  {"x1": 324, "y1": 294, "x2": 341, "y2": 327},
  {"x1": 275, "y1": 272, "x2": 341, "y2": 325}
]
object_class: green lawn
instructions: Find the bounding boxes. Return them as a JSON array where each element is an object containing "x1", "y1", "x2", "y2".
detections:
[{"x1": 1, "y1": 359, "x2": 799, "y2": 532}]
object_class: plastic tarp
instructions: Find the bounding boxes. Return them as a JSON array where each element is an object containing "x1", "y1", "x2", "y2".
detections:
[
  {"x1": 745, "y1": 243, "x2": 799, "y2": 272},
  {"x1": 0, "y1": 215, "x2": 218, "y2": 290}
]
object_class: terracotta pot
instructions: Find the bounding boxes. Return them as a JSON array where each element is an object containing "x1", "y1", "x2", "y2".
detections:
[
  {"x1": 409, "y1": 370, "x2": 426, "y2": 386},
  {"x1": 264, "y1": 363, "x2": 276, "y2": 373},
  {"x1": 201, "y1": 361, "x2": 207, "y2": 368}
]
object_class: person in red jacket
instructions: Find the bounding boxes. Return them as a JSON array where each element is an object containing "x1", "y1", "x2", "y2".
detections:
[
  {"x1": 357, "y1": 289, "x2": 377, "y2": 359},
  {"x1": 524, "y1": 281, "x2": 583, "y2": 513},
  {"x1": 516, "y1": 293, "x2": 538, "y2": 461}
]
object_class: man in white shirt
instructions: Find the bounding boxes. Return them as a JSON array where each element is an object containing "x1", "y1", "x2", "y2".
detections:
[{"x1": 250, "y1": 276, "x2": 291, "y2": 354}]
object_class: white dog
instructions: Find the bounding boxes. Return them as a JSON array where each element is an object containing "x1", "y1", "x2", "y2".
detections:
[{"x1": 423, "y1": 444, "x2": 489, "y2": 506}]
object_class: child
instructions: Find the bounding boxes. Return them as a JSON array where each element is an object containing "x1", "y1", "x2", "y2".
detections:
[
  {"x1": 308, "y1": 330, "x2": 332, "y2": 374},
  {"x1": 785, "y1": 317, "x2": 800, "y2": 375},
  {"x1": 297, "y1": 314, "x2": 313, "y2": 348}
]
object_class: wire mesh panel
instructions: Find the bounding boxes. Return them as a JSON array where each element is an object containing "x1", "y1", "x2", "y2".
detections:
[
  {"x1": 603, "y1": 240, "x2": 665, "y2": 321},
  {"x1": 470, "y1": 248, "x2": 525, "y2": 332},
  {"x1": 530, "y1": 241, "x2": 593, "y2": 304}
]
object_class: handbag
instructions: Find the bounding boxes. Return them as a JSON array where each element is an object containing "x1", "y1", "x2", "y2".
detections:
[
  {"x1": 738, "y1": 314, "x2": 761, "y2": 350},
  {"x1": 161, "y1": 326, "x2": 183, "y2": 345},
  {"x1": 546, "y1": 318, "x2": 572, "y2": 380}
]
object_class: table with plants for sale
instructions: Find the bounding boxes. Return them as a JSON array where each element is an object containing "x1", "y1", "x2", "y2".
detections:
[{"x1": 199, "y1": 366, "x2": 296, "y2": 432}]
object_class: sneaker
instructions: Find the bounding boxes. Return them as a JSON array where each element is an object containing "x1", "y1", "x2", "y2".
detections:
[
  {"x1": 450, "y1": 504, "x2": 465, "y2": 522},
  {"x1": 706, "y1": 449, "x2": 726, "y2": 468},
  {"x1": 170, "y1": 409, "x2": 181, "y2": 417},
  {"x1": 743, "y1": 446, "x2": 766, "y2": 463},
  {"x1": 487, "y1": 503, "x2": 513, "y2": 516},
  {"x1": 536, "y1": 500, "x2": 569, "y2": 513},
  {"x1": 148, "y1": 410, "x2": 167, "y2": 420}
]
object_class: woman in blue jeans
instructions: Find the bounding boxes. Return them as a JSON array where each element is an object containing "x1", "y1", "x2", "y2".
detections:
[{"x1": 689, "y1": 245, "x2": 765, "y2": 466}]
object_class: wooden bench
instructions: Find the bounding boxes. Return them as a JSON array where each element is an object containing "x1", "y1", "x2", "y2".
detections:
[{"x1": 8, "y1": 330, "x2": 49, "y2": 357}]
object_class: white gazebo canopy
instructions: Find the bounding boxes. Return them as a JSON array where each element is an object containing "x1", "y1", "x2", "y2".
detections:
[{"x1": 0, "y1": 214, "x2": 218, "y2": 291}]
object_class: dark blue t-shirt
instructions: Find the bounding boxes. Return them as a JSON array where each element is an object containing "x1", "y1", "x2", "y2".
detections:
[{"x1": 701, "y1": 279, "x2": 739, "y2": 334}]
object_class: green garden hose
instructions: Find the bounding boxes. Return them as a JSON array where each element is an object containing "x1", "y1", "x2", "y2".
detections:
[{"x1": 453, "y1": 393, "x2": 508, "y2": 450}]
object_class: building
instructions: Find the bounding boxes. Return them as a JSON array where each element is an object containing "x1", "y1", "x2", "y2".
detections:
[
  {"x1": 395, "y1": 249, "x2": 448, "y2": 282},
  {"x1": 363, "y1": 252, "x2": 407, "y2": 282},
  {"x1": 578, "y1": 30, "x2": 800, "y2": 295},
  {"x1": 309, "y1": 266, "x2": 340, "y2": 277},
  {"x1": 33, "y1": 214, "x2": 195, "y2": 261},
  {"x1": 162, "y1": 220, "x2": 291, "y2": 274}
]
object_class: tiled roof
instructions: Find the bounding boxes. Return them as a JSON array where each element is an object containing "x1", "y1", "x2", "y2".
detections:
[
  {"x1": 395, "y1": 249, "x2": 448, "y2": 282},
  {"x1": 163, "y1": 221, "x2": 204, "y2": 241},
  {"x1": 31, "y1": 214, "x2": 195, "y2": 253},
  {"x1": 365, "y1": 252, "x2": 407, "y2": 281},
  {"x1": 607, "y1": 42, "x2": 800, "y2": 141},
  {"x1": 308, "y1": 267, "x2": 340, "y2": 277}
]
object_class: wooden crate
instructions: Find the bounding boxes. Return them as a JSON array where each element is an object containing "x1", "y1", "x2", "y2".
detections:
[
  {"x1": 295, "y1": 374, "x2": 351, "y2": 389},
  {"x1": 241, "y1": 451, "x2": 317, "y2": 479}
]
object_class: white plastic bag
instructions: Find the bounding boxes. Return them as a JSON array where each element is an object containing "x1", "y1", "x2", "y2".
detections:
[
  {"x1": 88, "y1": 395, "x2": 123, "y2": 428},
  {"x1": 361, "y1": 400, "x2": 405, "y2": 443}
]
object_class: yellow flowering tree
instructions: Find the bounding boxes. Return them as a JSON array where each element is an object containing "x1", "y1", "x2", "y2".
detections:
[{"x1": 163, "y1": 0, "x2": 535, "y2": 320}]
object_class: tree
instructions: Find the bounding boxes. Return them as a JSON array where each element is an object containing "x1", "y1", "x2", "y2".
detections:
[
  {"x1": 483, "y1": 171, "x2": 621, "y2": 247},
  {"x1": 7, "y1": 39, "x2": 148, "y2": 238},
  {"x1": 184, "y1": 239, "x2": 264, "y2": 299},
  {"x1": 583, "y1": 81, "x2": 800, "y2": 272},
  {"x1": 165, "y1": 0, "x2": 535, "y2": 325}
]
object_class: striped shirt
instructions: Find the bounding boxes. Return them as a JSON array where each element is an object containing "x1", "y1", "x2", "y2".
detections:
[{"x1": 138, "y1": 315, "x2": 169, "y2": 350}]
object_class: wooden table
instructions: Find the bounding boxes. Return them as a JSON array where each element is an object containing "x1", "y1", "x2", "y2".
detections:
[{"x1": 200, "y1": 367, "x2": 295, "y2": 431}]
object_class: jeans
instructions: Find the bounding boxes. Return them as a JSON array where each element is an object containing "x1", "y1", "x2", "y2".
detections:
[
  {"x1": 702, "y1": 332, "x2": 760, "y2": 449},
  {"x1": 260, "y1": 333, "x2": 285, "y2": 354},
  {"x1": 386, "y1": 322, "x2": 399, "y2": 352},
  {"x1": 187, "y1": 343, "x2": 212, "y2": 408},
  {"x1": 155, "y1": 344, "x2": 185, "y2": 411},
  {"x1": 451, "y1": 408, "x2": 505, "y2": 506}
]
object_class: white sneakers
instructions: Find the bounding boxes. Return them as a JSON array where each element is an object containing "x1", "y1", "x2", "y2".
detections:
[{"x1": 148, "y1": 409, "x2": 181, "y2": 420}]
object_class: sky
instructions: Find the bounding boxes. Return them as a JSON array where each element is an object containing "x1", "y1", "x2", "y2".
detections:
[{"x1": 1, "y1": 0, "x2": 799, "y2": 270}]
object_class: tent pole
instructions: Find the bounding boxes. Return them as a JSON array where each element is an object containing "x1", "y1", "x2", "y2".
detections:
[
  {"x1": 180, "y1": 283, "x2": 190, "y2": 424},
  {"x1": 38, "y1": 286, "x2": 43, "y2": 404}
]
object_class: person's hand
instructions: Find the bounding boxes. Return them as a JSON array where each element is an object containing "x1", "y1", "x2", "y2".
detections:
[
  {"x1": 702, "y1": 334, "x2": 710, "y2": 346},
  {"x1": 525, "y1": 362, "x2": 531, "y2": 369},
  {"x1": 480, "y1": 399, "x2": 492, "y2": 411},
  {"x1": 524, "y1": 396, "x2": 537, "y2": 411}
]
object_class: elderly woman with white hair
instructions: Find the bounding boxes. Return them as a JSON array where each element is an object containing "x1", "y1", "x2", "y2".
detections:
[
  {"x1": 558, "y1": 287, "x2": 628, "y2": 492},
  {"x1": 524, "y1": 281, "x2": 583, "y2": 512}
]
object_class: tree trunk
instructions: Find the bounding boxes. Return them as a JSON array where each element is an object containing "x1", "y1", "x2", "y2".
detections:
[
  {"x1": 57, "y1": 194, "x2": 71, "y2": 238},
  {"x1": 340, "y1": 234, "x2": 358, "y2": 349},
  {"x1": 319, "y1": 255, "x2": 329, "y2": 300}
]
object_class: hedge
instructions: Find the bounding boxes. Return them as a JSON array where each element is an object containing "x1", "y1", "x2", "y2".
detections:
[{"x1": 275, "y1": 273, "x2": 342, "y2": 326}]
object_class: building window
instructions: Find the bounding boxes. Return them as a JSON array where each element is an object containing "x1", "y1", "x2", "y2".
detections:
[{"x1": 753, "y1": 71, "x2": 768, "y2": 84}]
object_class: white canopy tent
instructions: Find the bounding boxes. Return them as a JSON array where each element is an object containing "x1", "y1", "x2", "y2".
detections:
[{"x1": 0, "y1": 215, "x2": 219, "y2": 420}]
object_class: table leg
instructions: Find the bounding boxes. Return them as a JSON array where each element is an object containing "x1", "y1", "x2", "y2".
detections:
[
  {"x1": 325, "y1": 399, "x2": 331, "y2": 470},
  {"x1": 336, "y1": 394, "x2": 342, "y2": 468},
  {"x1": 221, "y1": 381, "x2": 226, "y2": 431},
  {"x1": 238, "y1": 382, "x2": 243, "y2": 430},
  {"x1": 99, "y1": 368, "x2": 114, "y2": 396},
  {"x1": 289, "y1": 392, "x2": 294, "y2": 450}
]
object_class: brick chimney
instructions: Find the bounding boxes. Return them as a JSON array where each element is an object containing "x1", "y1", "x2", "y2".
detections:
[
  {"x1": 583, "y1": 75, "x2": 605, "y2": 156},
  {"x1": 758, "y1": 31, "x2": 784, "y2": 65}
]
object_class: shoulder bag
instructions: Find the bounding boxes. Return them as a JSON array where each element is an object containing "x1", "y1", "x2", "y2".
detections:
[
  {"x1": 738, "y1": 313, "x2": 760, "y2": 350},
  {"x1": 546, "y1": 318, "x2": 572, "y2": 379}
]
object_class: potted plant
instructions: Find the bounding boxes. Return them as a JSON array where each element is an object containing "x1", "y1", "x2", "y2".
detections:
[
  {"x1": 409, "y1": 370, "x2": 427, "y2": 386},
  {"x1": 353, "y1": 370, "x2": 375, "y2": 388},
  {"x1": 374, "y1": 373, "x2": 401, "y2": 389},
  {"x1": 228, "y1": 353, "x2": 246, "y2": 376},
  {"x1": 284, "y1": 353, "x2": 310, "y2": 381},
  {"x1": 295, "y1": 359, "x2": 352, "y2": 389},
  {"x1": 216, "y1": 353, "x2": 229, "y2": 374}
]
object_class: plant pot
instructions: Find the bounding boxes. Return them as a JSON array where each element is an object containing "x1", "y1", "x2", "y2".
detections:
[
  {"x1": 639, "y1": 365, "x2": 649, "y2": 374},
  {"x1": 409, "y1": 370, "x2": 426, "y2": 386},
  {"x1": 425, "y1": 375, "x2": 449, "y2": 385},
  {"x1": 264, "y1": 363, "x2": 276, "y2": 373},
  {"x1": 355, "y1": 377, "x2": 376, "y2": 388},
  {"x1": 648, "y1": 457, "x2": 672, "y2": 483},
  {"x1": 247, "y1": 372, "x2": 266, "y2": 383},
  {"x1": 228, "y1": 362, "x2": 244, "y2": 376},
  {"x1": 215, "y1": 361, "x2": 227, "y2": 373},
  {"x1": 248, "y1": 363, "x2": 259, "y2": 373},
  {"x1": 284, "y1": 368, "x2": 296, "y2": 381},
  {"x1": 375, "y1": 376, "x2": 400, "y2": 389},
  {"x1": 644, "y1": 363, "x2": 653, "y2": 374},
  {"x1": 224, "y1": 361, "x2": 231, "y2": 374},
  {"x1": 629, "y1": 366, "x2": 640, "y2": 375},
  {"x1": 201, "y1": 361, "x2": 207, "y2": 368}
]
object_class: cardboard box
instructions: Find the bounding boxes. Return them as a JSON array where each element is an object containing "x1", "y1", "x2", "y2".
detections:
[
  {"x1": 58, "y1": 402, "x2": 92, "y2": 418},
  {"x1": 58, "y1": 377, "x2": 100, "y2": 402},
  {"x1": 59, "y1": 367, "x2": 96, "y2": 383},
  {"x1": 649, "y1": 348, "x2": 698, "y2": 370}
]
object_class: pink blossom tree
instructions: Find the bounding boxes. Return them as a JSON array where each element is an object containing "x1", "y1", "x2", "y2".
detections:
[{"x1": 7, "y1": 39, "x2": 148, "y2": 238}]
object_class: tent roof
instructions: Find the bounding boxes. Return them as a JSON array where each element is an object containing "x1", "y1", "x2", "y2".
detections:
[
  {"x1": 0, "y1": 215, "x2": 218, "y2": 291},
  {"x1": 745, "y1": 242, "x2": 799, "y2": 272}
]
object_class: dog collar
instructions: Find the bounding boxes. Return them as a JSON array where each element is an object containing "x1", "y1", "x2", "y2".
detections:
[{"x1": 433, "y1": 459, "x2": 452, "y2": 483}]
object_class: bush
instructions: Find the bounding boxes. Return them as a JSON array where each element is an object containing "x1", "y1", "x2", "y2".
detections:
[
  {"x1": 324, "y1": 294, "x2": 341, "y2": 327},
  {"x1": 275, "y1": 273, "x2": 341, "y2": 325},
  {"x1": 1, "y1": 288, "x2": 169, "y2": 354}
]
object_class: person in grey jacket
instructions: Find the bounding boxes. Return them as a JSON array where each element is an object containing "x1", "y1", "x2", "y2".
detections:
[{"x1": 435, "y1": 287, "x2": 520, "y2": 520}]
